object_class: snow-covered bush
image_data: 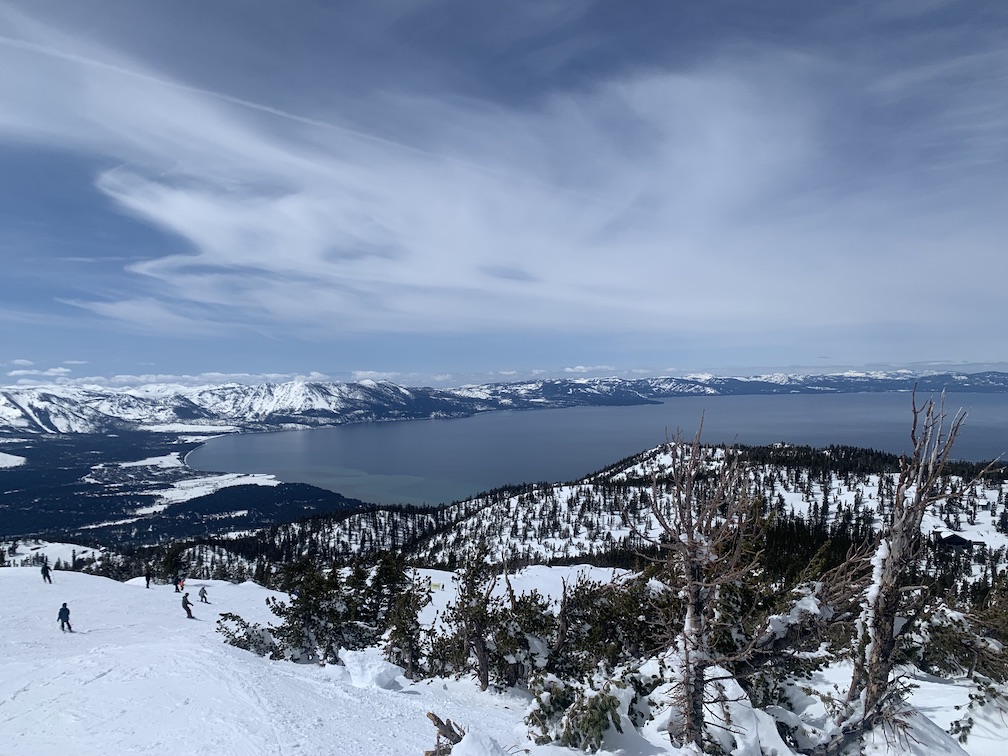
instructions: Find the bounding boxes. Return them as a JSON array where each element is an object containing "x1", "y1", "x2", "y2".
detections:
[
  {"x1": 525, "y1": 667, "x2": 655, "y2": 753},
  {"x1": 216, "y1": 612, "x2": 277, "y2": 657}
]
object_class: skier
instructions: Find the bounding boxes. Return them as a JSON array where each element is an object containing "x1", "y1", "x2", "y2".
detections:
[
  {"x1": 182, "y1": 592, "x2": 194, "y2": 619},
  {"x1": 145, "y1": 566, "x2": 152, "y2": 589},
  {"x1": 41, "y1": 562, "x2": 52, "y2": 584},
  {"x1": 57, "y1": 602, "x2": 72, "y2": 632},
  {"x1": 173, "y1": 573, "x2": 180, "y2": 592},
  {"x1": 198, "y1": 586, "x2": 209, "y2": 603}
]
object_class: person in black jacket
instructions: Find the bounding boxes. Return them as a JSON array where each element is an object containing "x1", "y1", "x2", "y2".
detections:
[
  {"x1": 145, "y1": 566, "x2": 152, "y2": 589},
  {"x1": 182, "y1": 592, "x2": 194, "y2": 619},
  {"x1": 41, "y1": 563, "x2": 52, "y2": 584},
  {"x1": 57, "y1": 603, "x2": 72, "y2": 632}
]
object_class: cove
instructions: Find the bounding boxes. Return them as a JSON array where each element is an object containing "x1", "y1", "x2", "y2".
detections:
[{"x1": 185, "y1": 392, "x2": 1008, "y2": 507}]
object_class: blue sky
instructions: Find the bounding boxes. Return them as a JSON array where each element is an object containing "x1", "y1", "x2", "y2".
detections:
[{"x1": 1, "y1": 0, "x2": 1006, "y2": 388}]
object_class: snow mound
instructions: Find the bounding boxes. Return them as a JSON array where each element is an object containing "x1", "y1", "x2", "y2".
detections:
[
  {"x1": 453, "y1": 729, "x2": 509, "y2": 756},
  {"x1": 339, "y1": 647, "x2": 404, "y2": 689}
]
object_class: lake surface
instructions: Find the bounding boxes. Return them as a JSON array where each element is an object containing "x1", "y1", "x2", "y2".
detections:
[{"x1": 186, "y1": 392, "x2": 1008, "y2": 506}]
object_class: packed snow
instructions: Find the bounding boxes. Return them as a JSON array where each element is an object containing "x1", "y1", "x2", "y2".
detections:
[
  {"x1": 0, "y1": 565, "x2": 621, "y2": 756},
  {"x1": 1, "y1": 561, "x2": 1003, "y2": 756}
]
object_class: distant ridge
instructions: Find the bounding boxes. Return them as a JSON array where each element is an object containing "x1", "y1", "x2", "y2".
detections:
[{"x1": 2, "y1": 371, "x2": 1007, "y2": 434}]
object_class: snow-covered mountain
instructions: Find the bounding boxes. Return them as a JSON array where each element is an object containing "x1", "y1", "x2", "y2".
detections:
[{"x1": 3, "y1": 371, "x2": 1006, "y2": 434}]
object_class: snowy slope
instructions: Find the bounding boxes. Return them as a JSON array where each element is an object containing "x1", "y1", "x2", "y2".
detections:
[
  {"x1": 0, "y1": 568, "x2": 538, "y2": 756},
  {"x1": 1, "y1": 565, "x2": 1001, "y2": 756},
  {"x1": 4, "y1": 372, "x2": 1007, "y2": 434}
]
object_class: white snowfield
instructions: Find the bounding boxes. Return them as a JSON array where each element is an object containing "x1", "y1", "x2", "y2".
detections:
[
  {"x1": 0, "y1": 450, "x2": 26, "y2": 467},
  {"x1": 0, "y1": 566, "x2": 1000, "y2": 756},
  {"x1": 0, "y1": 568, "x2": 554, "y2": 756}
]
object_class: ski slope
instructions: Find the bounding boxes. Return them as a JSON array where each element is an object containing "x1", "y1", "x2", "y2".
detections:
[
  {"x1": 0, "y1": 568, "x2": 534, "y2": 756},
  {"x1": 0, "y1": 565, "x2": 1000, "y2": 756}
]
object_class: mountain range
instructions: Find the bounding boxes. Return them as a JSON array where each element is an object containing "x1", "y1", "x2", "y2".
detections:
[{"x1": 3, "y1": 371, "x2": 1008, "y2": 434}]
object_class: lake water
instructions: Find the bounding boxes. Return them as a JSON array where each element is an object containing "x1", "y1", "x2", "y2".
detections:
[{"x1": 186, "y1": 392, "x2": 1008, "y2": 506}]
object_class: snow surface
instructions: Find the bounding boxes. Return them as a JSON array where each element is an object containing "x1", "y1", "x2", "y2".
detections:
[
  {"x1": 2, "y1": 563, "x2": 1001, "y2": 756},
  {"x1": 0, "y1": 568, "x2": 534, "y2": 756},
  {"x1": 119, "y1": 452, "x2": 185, "y2": 468},
  {"x1": 0, "y1": 450, "x2": 26, "y2": 467},
  {"x1": 3, "y1": 540, "x2": 104, "y2": 568},
  {"x1": 154, "y1": 472, "x2": 281, "y2": 503}
]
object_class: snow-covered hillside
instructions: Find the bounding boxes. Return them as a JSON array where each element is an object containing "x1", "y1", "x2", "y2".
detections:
[
  {"x1": 0, "y1": 567, "x2": 521, "y2": 755},
  {"x1": 3, "y1": 371, "x2": 1007, "y2": 434},
  {"x1": 2, "y1": 564, "x2": 1002, "y2": 756},
  {"x1": 253, "y1": 444, "x2": 1007, "y2": 568}
]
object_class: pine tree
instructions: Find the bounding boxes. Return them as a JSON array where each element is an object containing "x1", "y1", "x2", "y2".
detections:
[
  {"x1": 440, "y1": 545, "x2": 501, "y2": 691},
  {"x1": 383, "y1": 569, "x2": 432, "y2": 679}
]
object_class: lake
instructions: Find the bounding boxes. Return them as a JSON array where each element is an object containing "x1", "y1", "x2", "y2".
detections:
[{"x1": 185, "y1": 392, "x2": 1008, "y2": 506}]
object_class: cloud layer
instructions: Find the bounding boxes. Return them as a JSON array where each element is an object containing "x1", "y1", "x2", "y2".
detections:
[{"x1": 0, "y1": 1, "x2": 1006, "y2": 383}]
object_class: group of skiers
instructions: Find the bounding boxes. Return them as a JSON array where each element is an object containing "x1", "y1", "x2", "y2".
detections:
[{"x1": 42, "y1": 559, "x2": 213, "y2": 631}]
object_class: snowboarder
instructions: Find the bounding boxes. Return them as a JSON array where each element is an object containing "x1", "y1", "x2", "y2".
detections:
[
  {"x1": 198, "y1": 586, "x2": 209, "y2": 603},
  {"x1": 144, "y1": 566, "x2": 152, "y2": 589},
  {"x1": 57, "y1": 602, "x2": 72, "y2": 632},
  {"x1": 182, "y1": 592, "x2": 193, "y2": 619},
  {"x1": 41, "y1": 563, "x2": 52, "y2": 584}
]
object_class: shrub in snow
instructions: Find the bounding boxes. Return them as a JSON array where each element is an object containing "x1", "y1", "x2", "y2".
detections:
[
  {"x1": 526, "y1": 671, "x2": 627, "y2": 753},
  {"x1": 216, "y1": 612, "x2": 276, "y2": 658},
  {"x1": 219, "y1": 558, "x2": 379, "y2": 664},
  {"x1": 436, "y1": 546, "x2": 504, "y2": 691}
]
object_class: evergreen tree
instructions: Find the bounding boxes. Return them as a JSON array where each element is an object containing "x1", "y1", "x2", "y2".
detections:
[{"x1": 383, "y1": 569, "x2": 432, "y2": 679}]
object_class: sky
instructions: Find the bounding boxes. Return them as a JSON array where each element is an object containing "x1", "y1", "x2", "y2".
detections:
[{"x1": 1, "y1": 0, "x2": 1006, "y2": 389}]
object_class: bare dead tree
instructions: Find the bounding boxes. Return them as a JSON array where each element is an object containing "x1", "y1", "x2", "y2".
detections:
[
  {"x1": 645, "y1": 422, "x2": 765, "y2": 749},
  {"x1": 818, "y1": 390, "x2": 991, "y2": 755}
]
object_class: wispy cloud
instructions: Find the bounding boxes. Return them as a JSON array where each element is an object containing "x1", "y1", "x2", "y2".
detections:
[
  {"x1": 6, "y1": 369, "x2": 334, "y2": 389},
  {"x1": 7, "y1": 366, "x2": 71, "y2": 377},
  {"x1": 0, "y1": 1, "x2": 1005, "y2": 379},
  {"x1": 562, "y1": 365, "x2": 616, "y2": 374}
]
